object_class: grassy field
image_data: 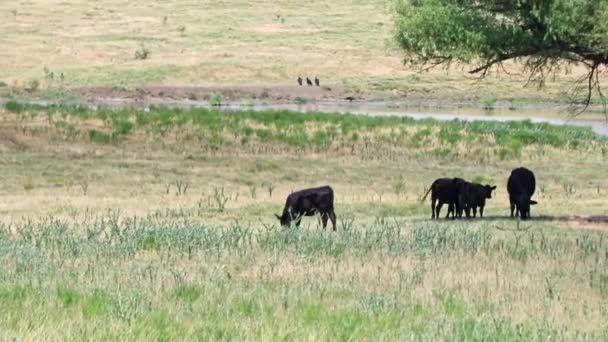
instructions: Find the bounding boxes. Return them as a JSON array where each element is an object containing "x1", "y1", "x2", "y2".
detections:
[
  {"x1": 1, "y1": 0, "x2": 606, "y2": 104},
  {"x1": 1, "y1": 104, "x2": 607, "y2": 339}
]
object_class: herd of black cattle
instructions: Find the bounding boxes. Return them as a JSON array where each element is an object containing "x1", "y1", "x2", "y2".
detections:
[{"x1": 275, "y1": 167, "x2": 537, "y2": 231}]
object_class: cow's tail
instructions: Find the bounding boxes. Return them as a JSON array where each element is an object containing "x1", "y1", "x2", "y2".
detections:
[{"x1": 420, "y1": 180, "x2": 435, "y2": 202}]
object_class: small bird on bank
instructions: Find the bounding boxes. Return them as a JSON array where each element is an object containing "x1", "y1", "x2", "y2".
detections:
[
  {"x1": 297, "y1": 76, "x2": 302, "y2": 86},
  {"x1": 314, "y1": 76, "x2": 319, "y2": 87},
  {"x1": 306, "y1": 77, "x2": 313, "y2": 86}
]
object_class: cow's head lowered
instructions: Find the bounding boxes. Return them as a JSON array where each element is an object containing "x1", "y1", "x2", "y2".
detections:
[
  {"x1": 517, "y1": 198, "x2": 538, "y2": 219},
  {"x1": 275, "y1": 213, "x2": 291, "y2": 227}
]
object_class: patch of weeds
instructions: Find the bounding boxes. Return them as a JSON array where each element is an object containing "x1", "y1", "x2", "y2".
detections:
[
  {"x1": 113, "y1": 119, "x2": 134, "y2": 137},
  {"x1": 209, "y1": 92, "x2": 223, "y2": 106},
  {"x1": 23, "y1": 177, "x2": 34, "y2": 191},
  {"x1": 82, "y1": 290, "x2": 112, "y2": 318},
  {"x1": 294, "y1": 96, "x2": 307, "y2": 104},
  {"x1": 0, "y1": 285, "x2": 34, "y2": 305},
  {"x1": 173, "y1": 284, "x2": 201, "y2": 303},
  {"x1": 26, "y1": 79, "x2": 40, "y2": 92},
  {"x1": 89, "y1": 129, "x2": 111, "y2": 144},
  {"x1": 134, "y1": 47, "x2": 151, "y2": 60},
  {"x1": 137, "y1": 231, "x2": 160, "y2": 251},
  {"x1": 481, "y1": 96, "x2": 497, "y2": 110},
  {"x1": 57, "y1": 286, "x2": 81, "y2": 307}
]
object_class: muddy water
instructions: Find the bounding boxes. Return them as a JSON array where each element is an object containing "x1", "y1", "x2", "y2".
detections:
[{"x1": 215, "y1": 100, "x2": 608, "y2": 137}]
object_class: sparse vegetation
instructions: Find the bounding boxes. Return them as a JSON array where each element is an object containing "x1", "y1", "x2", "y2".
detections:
[
  {"x1": 134, "y1": 47, "x2": 150, "y2": 60},
  {"x1": 481, "y1": 96, "x2": 497, "y2": 110}
]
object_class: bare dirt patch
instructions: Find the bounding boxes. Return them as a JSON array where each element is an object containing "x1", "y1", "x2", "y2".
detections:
[
  {"x1": 555, "y1": 215, "x2": 608, "y2": 228},
  {"x1": 73, "y1": 84, "x2": 362, "y2": 105}
]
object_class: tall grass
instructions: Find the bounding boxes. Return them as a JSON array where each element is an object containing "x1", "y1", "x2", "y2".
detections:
[{"x1": 0, "y1": 213, "x2": 606, "y2": 339}]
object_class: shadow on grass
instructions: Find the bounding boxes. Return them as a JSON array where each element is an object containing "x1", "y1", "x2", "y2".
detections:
[{"x1": 411, "y1": 215, "x2": 608, "y2": 225}]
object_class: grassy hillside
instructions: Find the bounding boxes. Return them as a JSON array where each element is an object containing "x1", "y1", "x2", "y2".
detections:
[{"x1": 1, "y1": 0, "x2": 606, "y2": 104}]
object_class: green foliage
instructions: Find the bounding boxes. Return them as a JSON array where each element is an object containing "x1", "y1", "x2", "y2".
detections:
[
  {"x1": 394, "y1": 0, "x2": 608, "y2": 103},
  {"x1": 88, "y1": 129, "x2": 111, "y2": 144},
  {"x1": 481, "y1": 96, "x2": 497, "y2": 110},
  {"x1": 82, "y1": 290, "x2": 112, "y2": 318},
  {"x1": 395, "y1": 0, "x2": 608, "y2": 65},
  {"x1": 173, "y1": 285, "x2": 201, "y2": 303},
  {"x1": 209, "y1": 92, "x2": 223, "y2": 106},
  {"x1": 4, "y1": 100, "x2": 606, "y2": 161},
  {"x1": 5, "y1": 99, "x2": 25, "y2": 113},
  {"x1": 57, "y1": 286, "x2": 82, "y2": 307}
]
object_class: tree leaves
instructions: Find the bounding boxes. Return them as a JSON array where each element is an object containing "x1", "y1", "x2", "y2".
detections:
[{"x1": 393, "y1": 0, "x2": 608, "y2": 111}]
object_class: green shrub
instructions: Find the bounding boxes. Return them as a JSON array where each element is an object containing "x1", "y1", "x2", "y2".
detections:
[
  {"x1": 88, "y1": 129, "x2": 111, "y2": 144},
  {"x1": 481, "y1": 96, "x2": 497, "y2": 110}
]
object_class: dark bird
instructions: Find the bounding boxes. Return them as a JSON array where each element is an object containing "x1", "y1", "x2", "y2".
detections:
[
  {"x1": 314, "y1": 76, "x2": 319, "y2": 86},
  {"x1": 306, "y1": 77, "x2": 313, "y2": 86},
  {"x1": 297, "y1": 76, "x2": 303, "y2": 86}
]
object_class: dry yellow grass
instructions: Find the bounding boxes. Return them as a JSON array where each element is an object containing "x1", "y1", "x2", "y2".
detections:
[
  {"x1": 1, "y1": 0, "x2": 605, "y2": 103},
  {"x1": 0, "y1": 109, "x2": 607, "y2": 339}
]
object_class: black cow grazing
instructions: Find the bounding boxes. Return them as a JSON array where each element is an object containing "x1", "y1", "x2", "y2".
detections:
[
  {"x1": 507, "y1": 167, "x2": 537, "y2": 219},
  {"x1": 314, "y1": 76, "x2": 320, "y2": 86},
  {"x1": 461, "y1": 183, "x2": 496, "y2": 218},
  {"x1": 297, "y1": 76, "x2": 303, "y2": 86},
  {"x1": 275, "y1": 186, "x2": 337, "y2": 230},
  {"x1": 422, "y1": 178, "x2": 468, "y2": 219},
  {"x1": 306, "y1": 77, "x2": 313, "y2": 86}
]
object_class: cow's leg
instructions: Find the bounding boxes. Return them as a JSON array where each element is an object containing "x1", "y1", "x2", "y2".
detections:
[
  {"x1": 510, "y1": 201, "x2": 515, "y2": 218},
  {"x1": 321, "y1": 213, "x2": 329, "y2": 230},
  {"x1": 447, "y1": 202, "x2": 456, "y2": 220},
  {"x1": 431, "y1": 198, "x2": 437, "y2": 219},
  {"x1": 479, "y1": 205, "x2": 484, "y2": 218},
  {"x1": 436, "y1": 201, "x2": 444, "y2": 219},
  {"x1": 329, "y1": 210, "x2": 337, "y2": 231},
  {"x1": 472, "y1": 206, "x2": 477, "y2": 218}
]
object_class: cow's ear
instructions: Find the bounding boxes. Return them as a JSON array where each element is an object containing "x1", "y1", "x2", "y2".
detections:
[
  {"x1": 275, "y1": 214, "x2": 282, "y2": 220},
  {"x1": 491, "y1": 186, "x2": 497, "y2": 190},
  {"x1": 529, "y1": 200, "x2": 538, "y2": 205}
]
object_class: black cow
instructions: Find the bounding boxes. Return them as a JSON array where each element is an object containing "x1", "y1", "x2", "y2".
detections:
[
  {"x1": 507, "y1": 167, "x2": 537, "y2": 219},
  {"x1": 275, "y1": 186, "x2": 337, "y2": 230},
  {"x1": 314, "y1": 76, "x2": 320, "y2": 87},
  {"x1": 306, "y1": 77, "x2": 313, "y2": 86},
  {"x1": 422, "y1": 178, "x2": 467, "y2": 219},
  {"x1": 461, "y1": 183, "x2": 496, "y2": 218},
  {"x1": 297, "y1": 76, "x2": 303, "y2": 86}
]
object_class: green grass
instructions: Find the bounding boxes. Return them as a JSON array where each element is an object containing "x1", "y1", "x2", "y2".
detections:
[
  {"x1": 0, "y1": 214, "x2": 606, "y2": 339},
  {"x1": 4, "y1": 102, "x2": 606, "y2": 161},
  {"x1": 1, "y1": 103, "x2": 607, "y2": 339}
]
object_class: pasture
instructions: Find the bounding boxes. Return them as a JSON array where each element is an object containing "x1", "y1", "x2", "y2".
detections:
[
  {"x1": 1, "y1": 0, "x2": 604, "y2": 105},
  {"x1": 0, "y1": 104, "x2": 607, "y2": 339},
  {"x1": 2, "y1": 0, "x2": 608, "y2": 339}
]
